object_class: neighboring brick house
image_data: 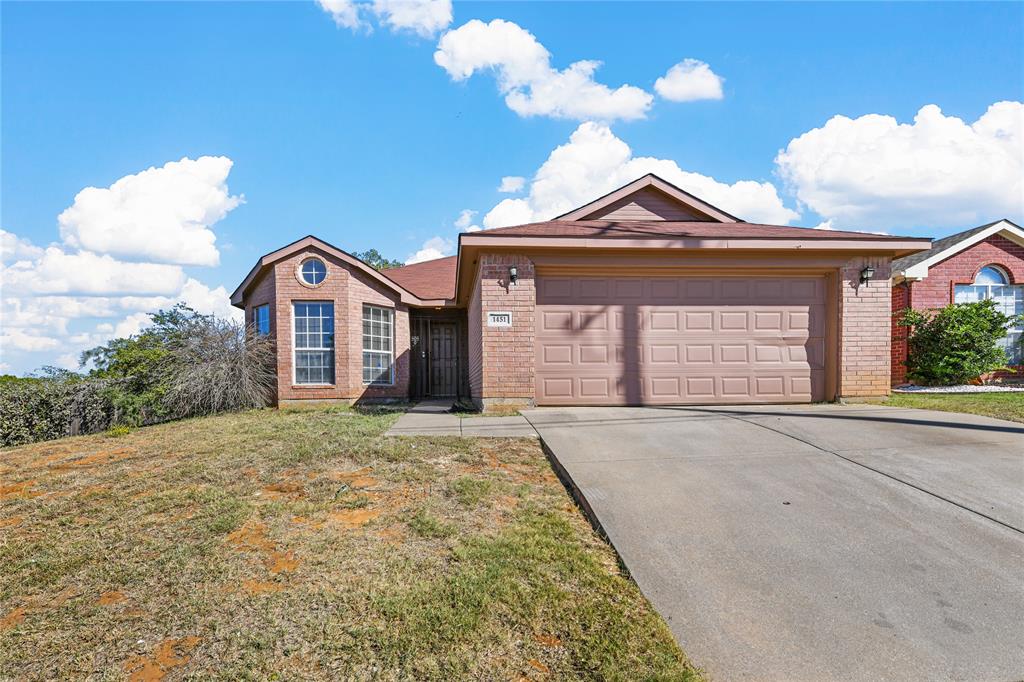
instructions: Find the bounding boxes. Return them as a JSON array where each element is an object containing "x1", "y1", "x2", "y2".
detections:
[
  {"x1": 890, "y1": 219, "x2": 1024, "y2": 385},
  {"x1": 231, "y1": 174, "x2": 930, "y2": 407}
]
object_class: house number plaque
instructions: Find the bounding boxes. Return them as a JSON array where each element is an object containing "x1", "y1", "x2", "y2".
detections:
[{"x1": 487, "y1": 311, "x2": 512, "y2": 327}]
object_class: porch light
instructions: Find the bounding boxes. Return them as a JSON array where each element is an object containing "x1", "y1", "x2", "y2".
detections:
[
  {"x1": 860, "y1": 265, "x2": 875, "y2": 285},
  {"x1": 509, "y1": 265, "x2": 518, "y2": 286}
]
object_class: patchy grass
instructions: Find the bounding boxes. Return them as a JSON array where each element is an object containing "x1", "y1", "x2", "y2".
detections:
[
  {"x1": 0, "y1": 405, "x2": 698, "y2": 680},
  {"x1": 885, "y1": 392, "x2": 1024, "y2": 424}
]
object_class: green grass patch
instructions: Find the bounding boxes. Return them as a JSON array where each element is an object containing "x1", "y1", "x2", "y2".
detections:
[
  {"x1": 885, "y1": 392, "x2": 1024, "y2": 423},
  {"x1": 408, "y1": 508, "x2": 455, "y2": 539},
  {"x1": 448, "y1": 476, "x2": 494, "y2": 507}
]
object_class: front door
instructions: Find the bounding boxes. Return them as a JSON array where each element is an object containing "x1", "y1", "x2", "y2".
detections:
[{"x1": 429, "y1": 322, "x2": 458, "y2": 397}]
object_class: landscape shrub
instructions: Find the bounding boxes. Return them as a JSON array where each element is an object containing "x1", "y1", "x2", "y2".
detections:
[
  {"x1": 0, "y1": 371, "x2": 117, "y2": 447},
  {"x1": 897, "y1": 299, "x2": 1022, "y2": 385},
  {"x1": 1, "y1": 306, "x2": 276, "y2": 447}
]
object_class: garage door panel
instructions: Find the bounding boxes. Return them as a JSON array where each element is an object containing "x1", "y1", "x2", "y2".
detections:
[{"x1": 535, "y1": 275, "x2": 827, "y2": 405}]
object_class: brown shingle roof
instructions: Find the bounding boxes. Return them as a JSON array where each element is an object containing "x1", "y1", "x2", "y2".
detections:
[
  {"x1": 381, "y1": 256, "x2": 457, "y2": 300},
  {"x1": 471, "y1": 220, "x2": 913, "y2": 241},
  {"x1": 891, "y1": 220, "x2": 1014, "y2": 272}
]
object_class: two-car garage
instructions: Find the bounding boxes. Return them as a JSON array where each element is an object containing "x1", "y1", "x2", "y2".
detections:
[{"x1": 534, "y1": 274, "x2": 829, "y2": 405}]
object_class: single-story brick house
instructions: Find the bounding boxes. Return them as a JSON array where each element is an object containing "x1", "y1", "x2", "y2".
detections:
[
  {"x1": 231, "y1": 174, "x2": 931, "y2": 407},
  {"x1": 891, "y1": 219, "x2": 1024, "y2": 385}
]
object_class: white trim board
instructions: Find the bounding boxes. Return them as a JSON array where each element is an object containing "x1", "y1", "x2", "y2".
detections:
[{"x1": 898, "y1": 220, "x2": 1024, "y2": 281}]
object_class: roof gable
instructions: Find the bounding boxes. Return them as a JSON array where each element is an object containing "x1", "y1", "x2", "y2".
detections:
[
  {"x1": 556, "y1": 173, "x2": 740, "y2": 223},
  {"x1": 893, "y1": 219, "x2": 1024, "y2": 280},
  {"x1": 230, "y1": 235, "x2": 453, "y2": 307}
]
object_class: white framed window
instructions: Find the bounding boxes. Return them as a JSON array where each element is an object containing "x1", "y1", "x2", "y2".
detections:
[
  {"x1": 254, "y1": 304, "x2": 271, "y2": 336},
  {"x1": 362, "y1": 304, "x2": 394, "y2": 385},
  {"x1": 293, "y1": 302, "x2": 335, "y2": 384},
  {"x1": 300, "y1": 257, "x2": 327, "y2": 286},
  {"x1": 954, "y1": 265, "x2": 1023, "y2": 365}
]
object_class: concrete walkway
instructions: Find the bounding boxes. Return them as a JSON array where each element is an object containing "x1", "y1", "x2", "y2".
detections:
[{"x1": 384, "y1": 400, "x2": 538, "y2": 437}]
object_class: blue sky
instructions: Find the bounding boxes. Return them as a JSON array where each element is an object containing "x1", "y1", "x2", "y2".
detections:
[{"x1": 2, "y1": 1, "x2": 1022, "y2": 375}]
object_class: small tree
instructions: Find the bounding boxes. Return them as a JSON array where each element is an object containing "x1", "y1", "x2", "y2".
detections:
[
  {"x1": 160, "y1": 314, "x2": 276, "y2": 417},
  {"x1": 82, "y1": 305, "x2": 276, "y2": 424},
  {"x1": 897, "y1": 299, "x2": 1021, "y2": 385}
]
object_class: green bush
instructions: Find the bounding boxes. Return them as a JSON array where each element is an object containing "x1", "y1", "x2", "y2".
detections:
[
  {"x1": 898, "y1": 299, "x2": 1022, "y2": 385},
  {"x1": 1, "y1": 305, "x2": 276, "y2": 448},
  {"x1": 0, "y1": 372, "x2": 117, "y2": 447}
]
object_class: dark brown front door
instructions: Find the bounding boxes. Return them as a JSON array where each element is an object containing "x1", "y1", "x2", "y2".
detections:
[{"x1": 429, "y1": 322, "x2": 458, "y2": 397}]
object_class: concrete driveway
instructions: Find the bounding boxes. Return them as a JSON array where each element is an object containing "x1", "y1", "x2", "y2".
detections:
[{"x1": 522, "y1": 404, "x2": 1024, "y2": 682}]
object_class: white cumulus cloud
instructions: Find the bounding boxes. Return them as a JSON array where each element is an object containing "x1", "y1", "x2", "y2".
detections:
[
  {"x1": 434, "y1": 19, "x2": 653, "y2": 122},
  {"x1": 318, "y1": 0, "x2": 365, "y2": 29},
  {"x1": 498, "y1": 176, "x2": 525, "y2": 193},
  {"x1": 0, "y1": 328, "x2": 61, "y2": 352},
  {"x1": 374, "y1": 0, "x2": 451, "y2": 37},
  {"x1": 2, "y1": 247, "x2": 187, "y2": 296},
  {"x1": 318, "y1": 0, "x2": 451, "y2": 36},
  {"x1": 454, "y1": 208, "x2": 481, "y2": 232},
  {"x1": 57, "y1": 156, "x2": 242, "y2": 267},
  {"x1": 775, "y1": 101, "x2": 1024, "y2": 230},
  {"x1": 1, "y1": 228, "x2": 45, "y2": 263},
  {"x1": 654, "y1": 59, "x2": 724, "y2": 102},
  {"x1": 482, "y1": 121, "x2": 799, "y2": 228},
  {"x1": 406, "y1": 235, "x2": 454, "y2": 264}
]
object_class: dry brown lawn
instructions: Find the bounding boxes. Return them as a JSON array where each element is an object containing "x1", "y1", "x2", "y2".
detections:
[{"x1": 0, "y1": 405, "x2": 698, "y2": 681}]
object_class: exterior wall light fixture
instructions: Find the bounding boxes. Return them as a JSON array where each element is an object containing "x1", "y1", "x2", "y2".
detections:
[
  {"x1": 509, "y1": 265, "x2": 518, "y2": 286},
  {"x1": 860, "y1": 265, "x2": 876, "y2": 285}
]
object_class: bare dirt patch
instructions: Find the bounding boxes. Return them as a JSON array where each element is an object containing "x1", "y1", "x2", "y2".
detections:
[
  {"x1": 98, "y1": 591, "x2": 127, "y2": 606},
  {"x1": 266, "y1": 550, "x2": 300, "y2": 574},
  {"x1": 0, "y1": 481, "x2": 40, "y2": 500},
  {"x1": 226, "y1": 520, "x2": 276, "y2": 553},
  {"x1": 123, "y1": 636, "x2": 201, "y2": 682},
  {"x1": 327, "y1": 507, "x2": 382, "y2": 529},
  {"x1": 240, "y1": 579, "x2": 284, "y2": 595},
  {"x1": 0, "y1": 606, "x2": 26, "y2": 631},
  {"x1": 327, "y1": 466, "x2": 378, "y2": 489}
]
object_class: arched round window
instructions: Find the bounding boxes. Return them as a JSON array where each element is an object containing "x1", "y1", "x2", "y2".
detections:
[
  {"x1": 974, "y1": 265, "x2": 1008, "y2": 285},
  {"x1": 954, "y1": 263, "x2": 1023, "y2": 365},
  {"x1": 300, "y1": 257, "x2": 327, "y2": 286}
]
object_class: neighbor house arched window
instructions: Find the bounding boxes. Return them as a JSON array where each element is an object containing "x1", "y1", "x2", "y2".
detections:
[{"x1": 954, "y1": 265, "x2": 1023, "y2": 365}]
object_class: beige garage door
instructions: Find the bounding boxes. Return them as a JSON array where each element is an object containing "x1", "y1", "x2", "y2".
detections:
[{"x1": 535, "y1": 275, "x2": 827, "y2": 405}]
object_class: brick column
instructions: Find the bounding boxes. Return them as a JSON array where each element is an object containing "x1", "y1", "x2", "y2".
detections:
[
  {"x1": 890, "y1": 281, "x2": 910, "y2": 386},
  {"x1": 478, "y1": 253, "x2": 536, "y2": 405},
  {"x1": 839, "y1": 256, "x2": 893, "y2": 398}
]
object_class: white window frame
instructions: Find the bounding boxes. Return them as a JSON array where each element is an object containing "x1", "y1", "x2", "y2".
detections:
[
  {"x1": 362, "y1": 304, "x2": 395, "y2": 386},
  {"x1": 293, "y1": 301, "x2": 335, "y2": 386},
  {"x1": 299, "y1": 257, "x2": 327, "y2": 286},
  {"x1": 954, "y1": 265, "x2": 1023, "y2": 365},
  {"x1": 254, "y1": 304, "x2": 271, "y2": 336}
]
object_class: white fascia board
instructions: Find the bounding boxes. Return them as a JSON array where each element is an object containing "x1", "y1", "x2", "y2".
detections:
[{"x1": 898, "y1": 220, "x2": 1024, "y2": 280}]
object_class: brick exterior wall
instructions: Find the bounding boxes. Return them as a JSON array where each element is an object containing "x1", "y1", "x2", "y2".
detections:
[
  {"x1": 907, "y1": 234, "x2": 1023, "y2": 308},
  {"x1": 890, "y1": 281, "x2": 910, "y2": 385},
  {"x1": 475, "y1": 253, "x2": 536, "y2": 403},
  {"x1": 839, "y1": 256, "x2": 893, "y2": 398},
  {"x1": 244, "y1": 247, "x2": 410, "y2": 403},
  {"x1": 892, "y1": 234, "x2": 1024, "y2": 384},
  {"x1": 467, "y1": 276, "x2": 483, "y2": 400}
]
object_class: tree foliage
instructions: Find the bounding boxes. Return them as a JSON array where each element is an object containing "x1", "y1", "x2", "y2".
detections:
[
  {"x1": 352, "y1": 249, "x2": 404, "y2": 270},
  {"x1": 1, "y1": 305, "x2": 277, "y2": 447},
  {"x1": 897, "y1": 299, "x2": 1021, "y2": 385}
]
